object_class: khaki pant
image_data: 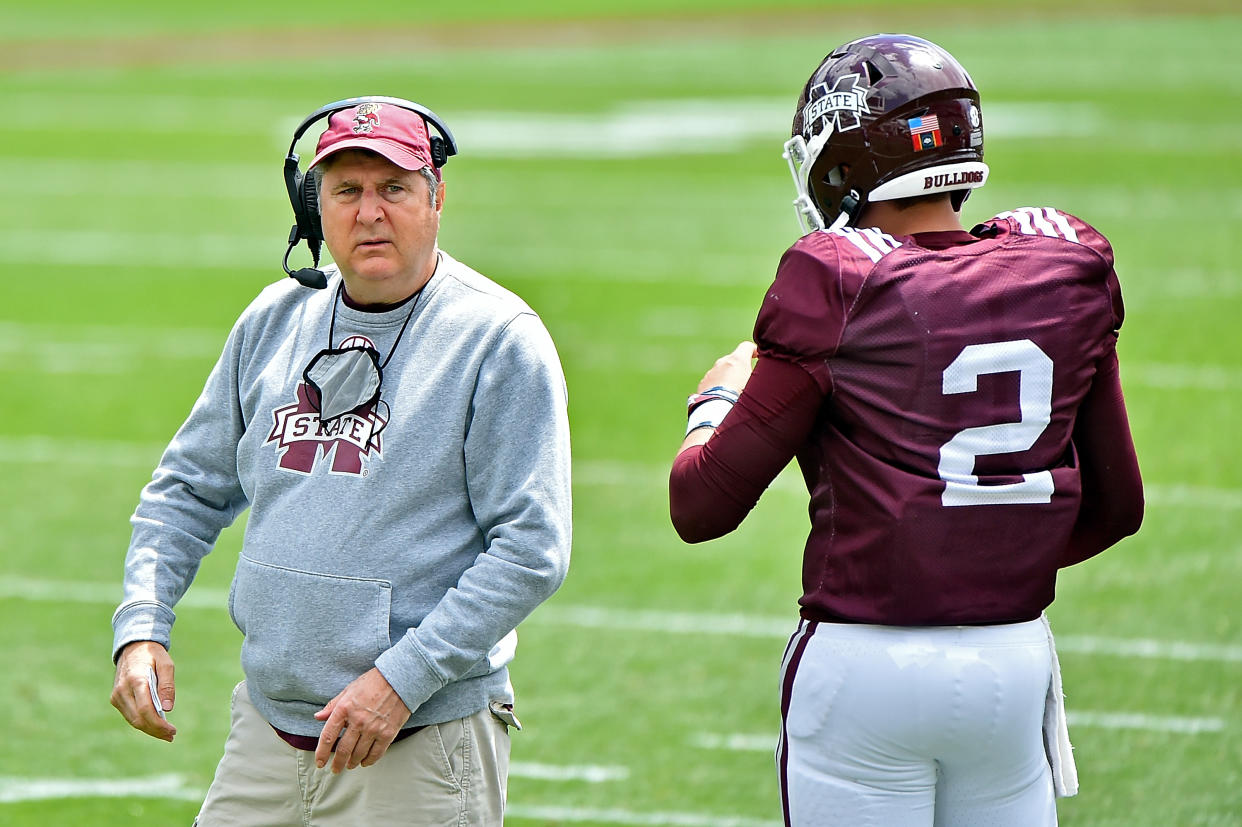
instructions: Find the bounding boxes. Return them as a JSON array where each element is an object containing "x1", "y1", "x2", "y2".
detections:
[{"x1": 195, "y1": 682, "x2": 510, "y2": 826}]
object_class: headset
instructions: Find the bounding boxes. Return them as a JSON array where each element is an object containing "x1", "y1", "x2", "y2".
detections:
[{"x1": 281, "y1": 96, "x2": 458, "y2": 289}]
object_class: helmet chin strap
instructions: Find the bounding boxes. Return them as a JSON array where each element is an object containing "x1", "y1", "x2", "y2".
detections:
[
  {"x1": 825, "y1": 210, "x2": 851, "y2": 232},
  {"x1": 827, "y1": 190, "x2": 862, "y2": 231}
]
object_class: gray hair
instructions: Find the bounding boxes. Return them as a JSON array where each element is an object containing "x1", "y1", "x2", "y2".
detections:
[{"x1": 311, "y1": 157, "x2": 439, "y2": 209}]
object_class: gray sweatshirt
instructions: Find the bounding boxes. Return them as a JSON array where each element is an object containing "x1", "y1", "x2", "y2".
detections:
[{"x1": 112, "y1": 251, "x2": 572, "y2": 736}]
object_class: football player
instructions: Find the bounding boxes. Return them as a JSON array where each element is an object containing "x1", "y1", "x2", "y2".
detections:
[{"x1": 668, "y1": 33, "x2": 1143, "y2": 826}]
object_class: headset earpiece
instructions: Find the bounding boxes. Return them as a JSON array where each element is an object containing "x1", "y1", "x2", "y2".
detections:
[
  {"x1": 283, "y1": 157, "x2": 313, "y2": 241},
  {"x1": 430, "y1": 136, "x2": 448, "y2": 168},
  {"x1": 299, "y1": 169, "x2": 323, "y2": 242}
]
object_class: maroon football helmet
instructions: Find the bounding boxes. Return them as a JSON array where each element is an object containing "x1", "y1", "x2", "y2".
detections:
[{"x1": 783, "y1": 34, "x2": 988, "y2": 233}]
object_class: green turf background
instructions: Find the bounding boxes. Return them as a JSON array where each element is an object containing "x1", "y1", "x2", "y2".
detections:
[{"x1": 2, "y1": 1, "x2": 1240, "y2": 824}]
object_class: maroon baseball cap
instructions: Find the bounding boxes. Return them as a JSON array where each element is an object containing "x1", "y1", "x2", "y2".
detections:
[{"x1": 309, "y1": 102, "x2": 439, "y2": 179}]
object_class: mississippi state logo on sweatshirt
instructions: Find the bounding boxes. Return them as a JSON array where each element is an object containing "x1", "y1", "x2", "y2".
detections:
[{"x1": 264, "y1": 337, "x2": 386, "y2": 475}]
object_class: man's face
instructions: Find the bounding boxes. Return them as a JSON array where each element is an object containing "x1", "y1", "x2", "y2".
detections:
[{"x1": 318, "y1": 149, "x2": 444, "y2": 304}]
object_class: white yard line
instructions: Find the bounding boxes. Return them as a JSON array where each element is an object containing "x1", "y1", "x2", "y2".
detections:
[
  {"x1": 533, "y1": 604, "x2": 1242, "y2": 664},
  {"x1": 0, "y1": 575, "x2": 227, "y2": 609},
  {"x1": 691, "y1": 711, "x2": 1228, "y2": 753},
  {"x1": 0, "y1": 436, "x2": 168, "y2": 468},
  {"x1": 537, "y1": 604, "x2": 790, "y2": 639},
  {"x1": 691, "y1": 733, "x2": 775, "y2": 752},
  {"x1": 1140, "y1": 484, "x2": 1242, "y2": 511},
  {"x1": 0, "y1": 99, "x2": 1098, "y2": 152},
  {"x1": 11, "y1": 439, "x2": 1233, "y2": 510},
  {"x1": 507, "y1": 804, "x2": 781, "y2": 827},
  {"x1": 570, "y1": 459, "x2": 1242, "y2": 513},
  {"x1": 1124, "y1": 363, "x2": 1242, "y2": 392},
  {"x1": 9, "y1": 319, "x2": 1241, "y2": 393},
  {"x1": 1053, "y1": 635, "x2": 1242, "y2": 664},
  {"x1": 510, "y1": 762, "x2": 630, "y2": 783},
  {"x1": 1065, "y1": 712, "x2": 1226, "y2": 734},
  {"x1": 0, "y1": 772, "x2": 754, "y2": 824},
  {"x1": 0, "y1": 773, "x2": 203, "y2": 804},
  {"x1": 3, "y1": 574, "x2": 1241, "y2": 667},
  {"x1": 0, "y1": 321, "x2": 226, "y2": 372},
  {"x1": 0, "y1": 763, "x2": 627, "y2": 805},
  {"x1": 0, "y1": 228, "x2": 277, "y2": 270},
  {"x1": 5, "y1": 319, "x2": 1242, "y2": 395}
]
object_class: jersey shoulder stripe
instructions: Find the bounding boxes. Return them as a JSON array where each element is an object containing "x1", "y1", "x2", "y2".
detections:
[
  {"x1": 993, "y1": 207, "x2": 1080, "y2": 242},
  {"x1": 989, "y1": 206, "x2": 1116, "y2": 269},
  {"x1": 827, "y1": 226, "x2": 904, "y2": 263}
]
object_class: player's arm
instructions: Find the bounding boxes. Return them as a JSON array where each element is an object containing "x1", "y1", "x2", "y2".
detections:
[
  {"x1": 1061, "y1": 346, "x2": 1144, "y2": 567},
  {"x1": 670, "y1": 349, "x2": 825, "y2": 543},
  {"x1": 670, "y1": 238, "x2": 840, "y2": 543}
]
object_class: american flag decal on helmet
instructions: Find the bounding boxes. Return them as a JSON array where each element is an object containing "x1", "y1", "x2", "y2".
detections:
[{"x1": 908, "y1": 114, "x2": 943, "y2": 151}]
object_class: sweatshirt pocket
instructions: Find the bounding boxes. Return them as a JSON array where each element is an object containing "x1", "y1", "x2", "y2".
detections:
[{"x1": 231, "y1": 554, "x2": 393, "y2": 705}]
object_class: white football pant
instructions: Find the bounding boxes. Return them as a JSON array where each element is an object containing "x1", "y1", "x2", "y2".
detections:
[{"x1": 778, "y1": 619, "x2": 1057, "y2": 827}]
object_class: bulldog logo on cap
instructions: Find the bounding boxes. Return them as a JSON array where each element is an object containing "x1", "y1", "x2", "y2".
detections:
[
  {"x1": 352, "y1": 103, "x2": 382, "y2": 135},
  {"x1": 310, "y1": 100, "x2": 439, "y2": 178}
]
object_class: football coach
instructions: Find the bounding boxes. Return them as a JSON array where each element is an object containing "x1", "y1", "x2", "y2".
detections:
[{"x1": 109, "y1": 96, "x2": 572, "y2": 825}]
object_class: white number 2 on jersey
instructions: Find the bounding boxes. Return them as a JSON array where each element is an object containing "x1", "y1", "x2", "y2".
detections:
[{"x1": 938, "y1": 339, "x2": 1055, "y2": 507}]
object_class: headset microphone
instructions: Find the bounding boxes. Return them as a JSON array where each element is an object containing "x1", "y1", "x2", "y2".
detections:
[
  {"x1": 289, "y1": 266, "x2": 329, "y2": 290},
  {"x1": 281, "y1": 224, "x2": 328, "y2": 289}
]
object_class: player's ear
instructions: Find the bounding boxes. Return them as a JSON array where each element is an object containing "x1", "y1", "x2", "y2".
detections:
[{"x1": 435, "y1": 180, "x2": 446, "y2": 213}]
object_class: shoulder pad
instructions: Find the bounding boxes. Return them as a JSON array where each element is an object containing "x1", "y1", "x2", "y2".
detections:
[
  {"x1": 791, "y1": 226, "x2": 903, "y2": 267},
  {"x1": 824, "y1": 226, "x2": 904, "y2": 264},
  {"x1": 987, "y1": 207, "x2": 1114, "y2": 265}
]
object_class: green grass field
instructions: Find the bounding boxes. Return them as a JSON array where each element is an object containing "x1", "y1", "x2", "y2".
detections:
[{"x1": 2, "y1": 1, "x2": 1241, "y2": 824}]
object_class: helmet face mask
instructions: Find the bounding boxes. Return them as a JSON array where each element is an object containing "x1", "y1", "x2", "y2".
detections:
[{"x1": 783, "y1": 34, "x2": 989, "y2": 234}]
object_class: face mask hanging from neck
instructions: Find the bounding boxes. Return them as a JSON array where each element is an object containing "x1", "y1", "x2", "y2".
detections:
[
  {"x1": 301, "y1": 282, "x2": 424, "y2": 444},
  {"x1": 302, "y1": 345, "x2": 383, "y2": 422}
]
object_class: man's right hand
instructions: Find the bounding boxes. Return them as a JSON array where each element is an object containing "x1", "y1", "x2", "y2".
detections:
[{"x1": 111, "y1": 641, "x2": 178, "y2": 742}]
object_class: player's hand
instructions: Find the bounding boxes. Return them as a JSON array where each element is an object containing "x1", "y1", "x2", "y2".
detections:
[
  {"x1": 314, "y1": 668, "x2": 412, "y2": 773},
  {"x1": 111, "y1": 641, "x2": 177, "y2": 742},
  {"x1": 697, "y1": 341, "x2": 758, "y2": 394}
]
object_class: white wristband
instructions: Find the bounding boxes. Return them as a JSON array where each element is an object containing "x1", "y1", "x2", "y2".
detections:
[{"x1": 685, "y1": 397, "x2": 735, "y2": 437}]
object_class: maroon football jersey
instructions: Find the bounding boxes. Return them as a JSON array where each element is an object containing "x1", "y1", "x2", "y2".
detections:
[{"x1": 672, "y1": 208, "x2": 1140, "y2": 626}]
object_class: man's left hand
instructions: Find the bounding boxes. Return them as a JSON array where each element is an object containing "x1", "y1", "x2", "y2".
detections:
[
  {"x1": 697, "y1": 341, "x2": 757, "y2": 395},
  {"x1": 678, "y1": 341, "x2": 758, "y2": 453},
  {"x1": 313, "y1": 668, "x2": 412, "y2": 773}
]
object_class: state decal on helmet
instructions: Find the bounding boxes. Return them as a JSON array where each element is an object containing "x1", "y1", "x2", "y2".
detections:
[{"x1": 783, "y1": 33, "x2": 988, "y2": 234}]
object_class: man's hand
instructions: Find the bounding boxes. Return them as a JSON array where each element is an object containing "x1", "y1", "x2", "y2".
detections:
[
  {"x1": 679, "y1": 341, "x2": 758, "y2": 453},
  {"x1": 314, "y1": 668, "x2": 412, "y2": 773},
  {"x1": 697, "y1": 341, "x2": 758, "y2": 395},
  {"x1": 111, "y1": 641, "x2": 177, "y2": 742}
]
